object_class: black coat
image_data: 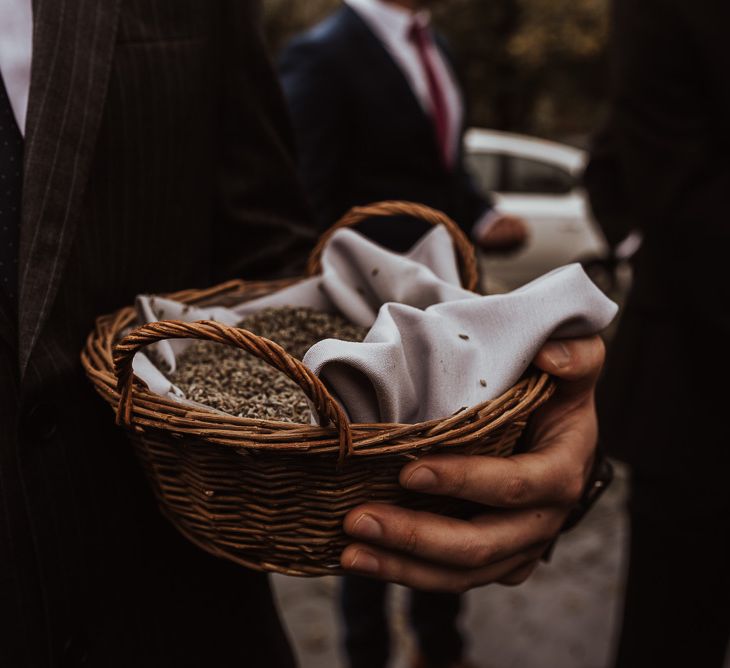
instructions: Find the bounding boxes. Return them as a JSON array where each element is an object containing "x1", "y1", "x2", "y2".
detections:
[
  {"x1": 1, "y1": 1, "x2": 316, "y2": 666},
  {"x1": 278, "y1": 5, "x2": 491, "y2": 251},
  {"x1": 585, "y1": 0, "x2": 730, "y2": 518}
]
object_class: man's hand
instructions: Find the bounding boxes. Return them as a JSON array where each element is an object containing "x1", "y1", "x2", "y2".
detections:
[
  {"x1": 340, "y1": 336, "x2": 605, "y2": 592},
  {"x1": 477, "y1": 214, "x2": 529, "y2": 253}
]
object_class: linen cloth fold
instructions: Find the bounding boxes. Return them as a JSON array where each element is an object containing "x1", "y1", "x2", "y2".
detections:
[{"x1": 132, "y1": 225, "x2": 617, "y2": 423}]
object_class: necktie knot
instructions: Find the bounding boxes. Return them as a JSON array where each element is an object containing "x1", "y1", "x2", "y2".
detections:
[{"x1": 408, "y1": 20, "x2": 430, "y2": 46}]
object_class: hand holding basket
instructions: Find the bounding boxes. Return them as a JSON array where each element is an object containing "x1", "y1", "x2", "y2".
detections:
[{"x1": 82, "y1": 201, "x2": 554, "y2": 575}]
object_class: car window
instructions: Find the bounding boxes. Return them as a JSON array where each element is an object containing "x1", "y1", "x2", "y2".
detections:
[
  {"x1": 466, "y1": 152, "x2": 505, "y2": 192},
  {"x1": 467, "y1": 150, "x2": 576, "y2": 195},
  {"x1": 503, "y1": 156, "x2": 575, "y2": 195}
]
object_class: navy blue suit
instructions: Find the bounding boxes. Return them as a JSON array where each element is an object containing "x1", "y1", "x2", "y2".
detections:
[{"x1": 279, "y1": 5, "x2": 492, "y2": 251}]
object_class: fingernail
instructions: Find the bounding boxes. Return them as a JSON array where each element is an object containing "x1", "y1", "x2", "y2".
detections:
[
  {"x1": 543, "y1": 341, "x2": 571, "y2": 369},
  {"x1": 349, "y1": 550, "x2": 380, "y2": 574},
  {"x1": 404, "y1": 466, "x2": 438, "y2": 490},
  {"x1": 351, "y1": 513, "x2": 382, "y2": 540}
]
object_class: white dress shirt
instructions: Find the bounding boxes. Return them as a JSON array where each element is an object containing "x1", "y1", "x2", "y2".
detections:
[
  {"x1": 0, "y1": 0, "x2": 33, "y2": 136},
  {"x1": 345, "y1": 0, "x2": 463, "y2": 166}
]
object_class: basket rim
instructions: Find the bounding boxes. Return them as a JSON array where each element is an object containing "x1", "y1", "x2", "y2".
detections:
[{"x1": 81, "y1": 277, "x2": 555, "y2": 458}]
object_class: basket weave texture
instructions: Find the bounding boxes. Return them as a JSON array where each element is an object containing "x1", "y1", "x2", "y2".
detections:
[{"x1": 81, "y1": 201, "x2": 555, "y2": 576}]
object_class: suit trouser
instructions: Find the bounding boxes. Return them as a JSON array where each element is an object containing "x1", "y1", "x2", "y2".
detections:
[
  {"x1": 615, "y1": 473, "x2": 730, "y2": 668},
  {"x1": 341, "y1": 575, "x2": 463, "y2": 668}
]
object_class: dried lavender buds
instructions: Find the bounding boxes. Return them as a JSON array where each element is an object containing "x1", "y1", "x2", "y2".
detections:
[{"x1": 169, "y1": 307, "x2": 368, "y2": 423}]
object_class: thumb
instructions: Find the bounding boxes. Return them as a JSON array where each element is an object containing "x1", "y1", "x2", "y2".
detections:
[{"x1": 533, "y1": 336, "x2": 605, "y2": 399}]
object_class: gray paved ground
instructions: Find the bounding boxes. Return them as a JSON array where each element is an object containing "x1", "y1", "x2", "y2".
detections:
[{"x1": 273, "y1": 463, "x2": 630, "y2": 668}]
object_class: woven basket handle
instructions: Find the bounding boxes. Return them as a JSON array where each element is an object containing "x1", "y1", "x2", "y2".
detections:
[
  {"x1": 112, "y1": 319, "x2": 354, "y2": 463},
  {"x1": 305, "y1": 200, "x2": 479, "y2": 292}
]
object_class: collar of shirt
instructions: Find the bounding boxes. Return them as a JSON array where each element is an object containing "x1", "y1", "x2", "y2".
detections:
[
  {"x1": 0, "y1": 0, "x2": 33, "y2": 136},
  {"x1": 345, "y1": 0, "x2": 431, "y2": 51}
]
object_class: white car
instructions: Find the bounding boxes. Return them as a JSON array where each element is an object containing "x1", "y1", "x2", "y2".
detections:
[{"x1": 465, "y1": 128, "x2": 611, "y2": 292}]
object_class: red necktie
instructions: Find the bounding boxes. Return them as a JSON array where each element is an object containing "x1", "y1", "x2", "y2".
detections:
[{"x1": 408, "y1": 21, "x2": 451, "y2": 169}]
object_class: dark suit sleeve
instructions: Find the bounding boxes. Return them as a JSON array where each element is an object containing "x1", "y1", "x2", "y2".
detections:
[
  {"x1": 279, "y1": 37, "x2": 349, "y2": 231},
  {"x1": 456, "y1": 158, "x2": 493, "y2": 227},
  {"x1": 611, "y1": 0, "x2": 729, "y2": 241},
  {"x1": 584, "y1": 127, "x2": 635, "y2": 247},
  {"x1": 610, "y1": 0, "x2": 730, "y2": 329},
  {"x1": 213, "y1": 1, "x2": 317, "y2": 281}
]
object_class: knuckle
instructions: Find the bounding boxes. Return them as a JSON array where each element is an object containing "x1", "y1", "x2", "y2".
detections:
[
  {"x1": 381, "y1": 557, "x2": 406, "y2": 586},
  {"x1": 561, "y1": 469, "x2": 586, "y2": 506},
  {"x1": 503, "y1": 474, "x2": 530, "y2": 506},
  {"x1": 453, "y1": 573, "x2": 474, "y2": 594},
  {"x1": 554, "y1": 458, "x2": 586, "y2": 506},
  {"x1": 459, "y1": 538, "x2": 492, "y2": 568},
  {"x1": 447, "y1": 465, "x2": 470, "y2": 497},
  {"x1": 403, "y1": 526, "x2": 419, "y2": 554}
]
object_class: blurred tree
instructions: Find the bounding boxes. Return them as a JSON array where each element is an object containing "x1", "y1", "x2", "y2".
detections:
[
  {"x1": 430, "y1": 0, "x2": 527, "y2": 132},
  {"x1": 505, "y1": 0, "x2": 610, "y2": 139},
  {"x1": 510, "y1": 0, "x2": 609, "y2": 65},
  {"x1": 261, "y1": 0, "x2": 610, "y2": 142}
]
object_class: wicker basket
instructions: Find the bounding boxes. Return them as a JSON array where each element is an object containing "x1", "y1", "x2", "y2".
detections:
[{"x1": 81, "y1": 201, "x2": 555, "y2": 576}]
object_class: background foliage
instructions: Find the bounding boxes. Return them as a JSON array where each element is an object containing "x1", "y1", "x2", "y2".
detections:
[{"x1": 261, "y1": 0, "x2": 611, "y2": 145}]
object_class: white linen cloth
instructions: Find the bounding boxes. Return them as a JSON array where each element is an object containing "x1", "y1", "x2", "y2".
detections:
[{"x1": 133, "y1": 225, "x2": 617, "y2": 423}]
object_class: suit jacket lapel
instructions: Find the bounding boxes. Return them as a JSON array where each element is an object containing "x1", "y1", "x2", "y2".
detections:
[
  {"x1": 343, "y1": 7, "x2": 454, "y2": 167},
  {"x1": 343, "y1": 7, "x2": 434, "y2": 134},
  {"x1": 18, "y1": 0, "x2": 121, "y2": 372},
  {"x1": 434, "y1": 33, "x2": 468, "y2": 159}
]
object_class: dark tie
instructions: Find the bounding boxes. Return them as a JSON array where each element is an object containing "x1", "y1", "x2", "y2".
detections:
[
  {"x1": 0, "y1": 75, "x2": 23, "y2": 308},
  {"x1": 408, "y1": 21, "x2": 451, "y2": 169}
]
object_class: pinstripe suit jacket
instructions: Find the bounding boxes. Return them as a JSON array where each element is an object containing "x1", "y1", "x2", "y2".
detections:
[{"x1": 0, "y1": 1, "x2": 315, "y2": 666}]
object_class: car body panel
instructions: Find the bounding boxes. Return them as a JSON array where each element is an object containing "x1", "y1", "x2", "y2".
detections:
[{"x1": 465, "y1": 128, "x2": 609, "y2": 291}]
